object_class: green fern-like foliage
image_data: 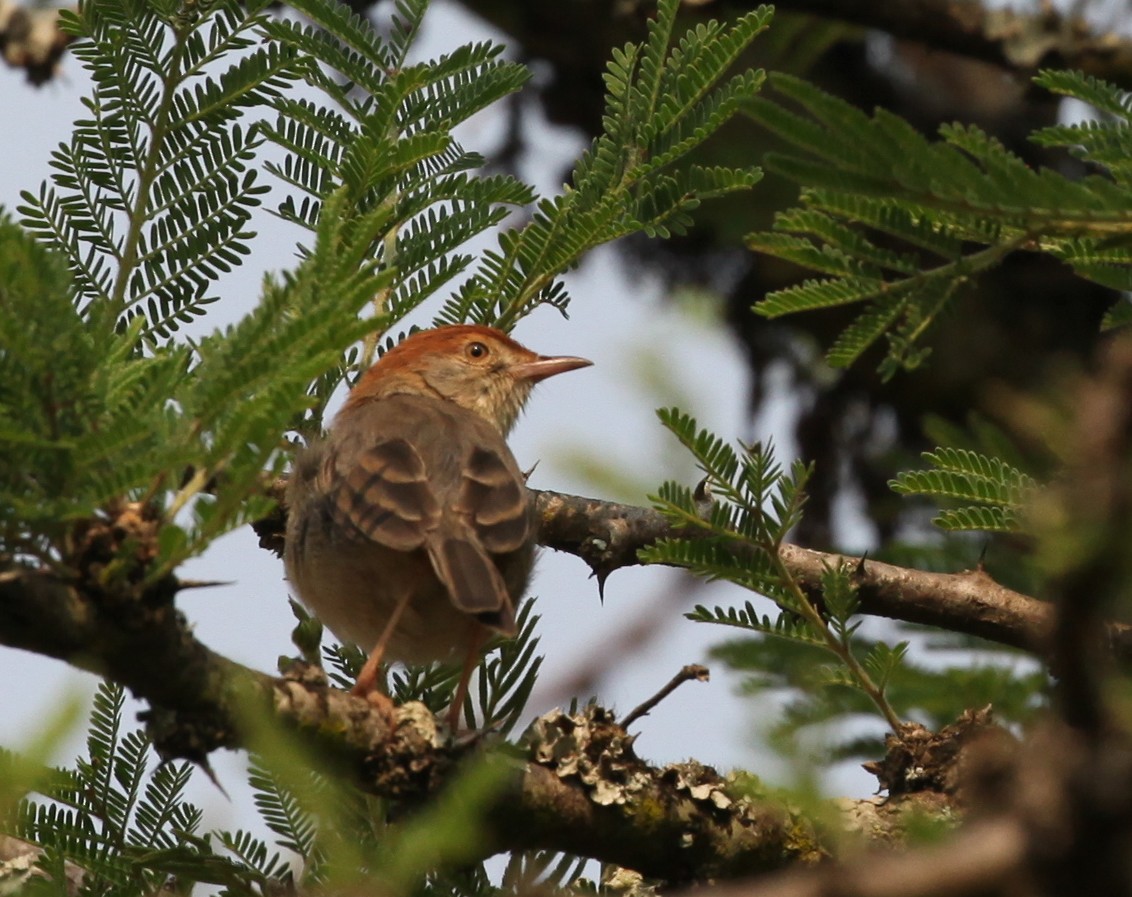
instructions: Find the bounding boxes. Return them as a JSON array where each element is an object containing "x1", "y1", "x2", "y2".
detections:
[
  {"x1": 2, "y1": 0, "x2": 770, "y2": 579},
  {"x1": 0, "y1": 219, "x2": 184, "y2": 563},
  {"x1": 5, "y1": 0, "x2": 392, "y2": 576},
  {"x1": 646, "y1": 413, "x2": 1040, "y2": 754},
  {"x1": 439, "y1": 1, "x2": 770, "y2": 328},
  {"x1": 321, "y1": 596, "x2": 545, "y2": 736},
  {"x1": 746, "y1": 70, "x2": 1132, "y2": 376},
  {"x1": 890, "y1": 447, "x2": 1038, "y2": 533},
  {"x1": 645, "y1": 410, "x2": 904, "y2": 731},
  {"x1": 642, "y1": 409, "x2": 809, "y2": 590},
  {"x1": 259, "y1": 0, "x2": 534, "y2": 340},
  {"x1": 6, "y1": 681, "x2": 277, "y2": 895},
  {"x1": 711, "y1": 628, "x2": 1046, "y2": 762},
  {"x1": 20, "y1": 0, "x2": 299, "y2": 339}
]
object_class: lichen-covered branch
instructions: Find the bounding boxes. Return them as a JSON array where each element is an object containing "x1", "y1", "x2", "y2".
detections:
[
  {"x1": 7, "y1": 554, "x2": 1130, "y2": 894},
  {"x1": 0, "y1": 565, "x2": 825, "y2": 881},
  {"x1": 767, "y1": 0, "x2": 1132, "y2": 86},
  {"x1": 0, "y1": 834, "x2": 85, "y2": 895},
  {"x1": 0, "y1": 1, "x2": 71, "y2": 84}
]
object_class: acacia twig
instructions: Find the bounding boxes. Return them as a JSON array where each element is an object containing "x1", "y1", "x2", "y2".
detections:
[{"x1": 621, "y1": 663, "x2": 709, "y2": 729}]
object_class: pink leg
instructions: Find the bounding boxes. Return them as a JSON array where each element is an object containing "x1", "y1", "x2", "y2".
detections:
[
  {"x1": 351, "y1": 590, "x2": 413, "y2": 700},
  {"x1": 447, "y1": 623, "x2": 488, "y2": 730}
]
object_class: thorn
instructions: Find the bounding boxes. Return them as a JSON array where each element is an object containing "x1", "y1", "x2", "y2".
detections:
[
  {"x1": 595, "y1": 568, "x2": 610, "y2": 604},
  {"x1": 693, "y1": 476, "x2": 714, "y2": 519},
  {"x1": 854, "y1": 552, "x2": 869, "y2": 576},
  {"x1": 197, "y1": 758, "x2": 230, "y2": 799},
  {"x1": 174, "y1": 578, "x2": 232, "y2": 592},
  {"x1": 522, "y1": 460, "x2": 540, "y2": 482},
  {"x1": 978, "y1": 541, "x2": 989, "y2": 570}
]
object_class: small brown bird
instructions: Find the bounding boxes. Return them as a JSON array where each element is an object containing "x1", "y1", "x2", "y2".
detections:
[{"x1": 284, "y1": 325, "x2": 591, "y2": 727}]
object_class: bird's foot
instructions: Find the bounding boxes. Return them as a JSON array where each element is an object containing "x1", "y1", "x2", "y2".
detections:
[{"x1": 351, "y1": 681, "x2": 397, "y2": 728}]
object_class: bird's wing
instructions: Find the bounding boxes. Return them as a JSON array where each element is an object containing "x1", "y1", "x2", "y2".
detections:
[
  {"x1": 420, "y1": 444, "x2": 527, "y2": 626},
  {"x1": 319, "y1": 397, "x2": 526, "y2": 632},
  {"x1": 325, "y1": 437, "x2": 441, "y2": 551},
  {"x1": 454, "y1": 444, "x2": 532, "y2": 553}
]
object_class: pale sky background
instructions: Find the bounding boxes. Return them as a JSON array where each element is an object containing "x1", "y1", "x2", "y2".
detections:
[{"x1": 0, "y1": 0, "x2": 881, "y2": 849}]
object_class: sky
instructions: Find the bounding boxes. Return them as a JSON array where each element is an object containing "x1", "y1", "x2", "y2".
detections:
[{"x1": 0, "y1": 0, "x2": 879, "y2": 847}]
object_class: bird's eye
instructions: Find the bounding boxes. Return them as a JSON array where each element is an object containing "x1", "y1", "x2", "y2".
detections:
[{"x1": 465, "y1": 341, "x2": 489, "y2": 359}]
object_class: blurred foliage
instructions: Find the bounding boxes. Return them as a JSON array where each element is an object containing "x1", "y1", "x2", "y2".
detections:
[
  {"x1": 646, "y1": 65, "x2": 1132, "y2": 774},
  {"x1": 748, "y1": 71, "x2": 1132, "y2": 378}
]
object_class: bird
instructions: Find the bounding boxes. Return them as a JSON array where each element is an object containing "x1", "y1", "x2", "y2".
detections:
[{"x1": 284, "y1": 324, "x2": 592, "y2": 728}]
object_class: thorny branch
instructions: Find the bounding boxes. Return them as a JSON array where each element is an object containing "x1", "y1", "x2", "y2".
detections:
[
  {"x1": 0, "y1": 564, "x2": 823, "y2": 881},
  {"x1": 249, "y1": 482, "x2": 1132, "y2": 665},
  {"x1": 0, "y1": 471, "x2": 1061, "y2": 885},
  {"x1": 537, "y1": 490, "x2": 1132, "y2": 663}
]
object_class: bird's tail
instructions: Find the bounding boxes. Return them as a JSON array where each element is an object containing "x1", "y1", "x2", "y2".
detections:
[{"x1": 426, "y1": 532, "x2": 517, "y2": 635}]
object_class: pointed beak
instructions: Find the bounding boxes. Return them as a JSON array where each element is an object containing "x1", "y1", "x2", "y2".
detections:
[{"x1": 511, "y1": 353, "x2": 593, "y2": 383}]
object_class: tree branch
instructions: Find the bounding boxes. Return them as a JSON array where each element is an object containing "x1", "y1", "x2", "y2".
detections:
[
  {"x1": 250, "y1": 479, "x2": 1132, "y2": 664},
  {"x1": 0, "y1": 567, "x2": 1071, "y2": 892},
  {"x1": 0, "y1": 567, "x2": 827, "y2": 882},
  {"x1": 0, "y1": 2, "x2": 71, "y2": 84},
  {"x1": 529, "y1": 489, "x2": 1132, "y2": 664},
  {"x1": 693, "y1": 817, "x2": 1027, "y2": 897},
  {"x1": 741, "y1": 0, "x2": 1132, "y2": 86}
]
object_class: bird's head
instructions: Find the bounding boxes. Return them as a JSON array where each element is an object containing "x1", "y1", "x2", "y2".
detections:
[{"x1": 346, "y1": 325, "x2": 592, "y2": 434}]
